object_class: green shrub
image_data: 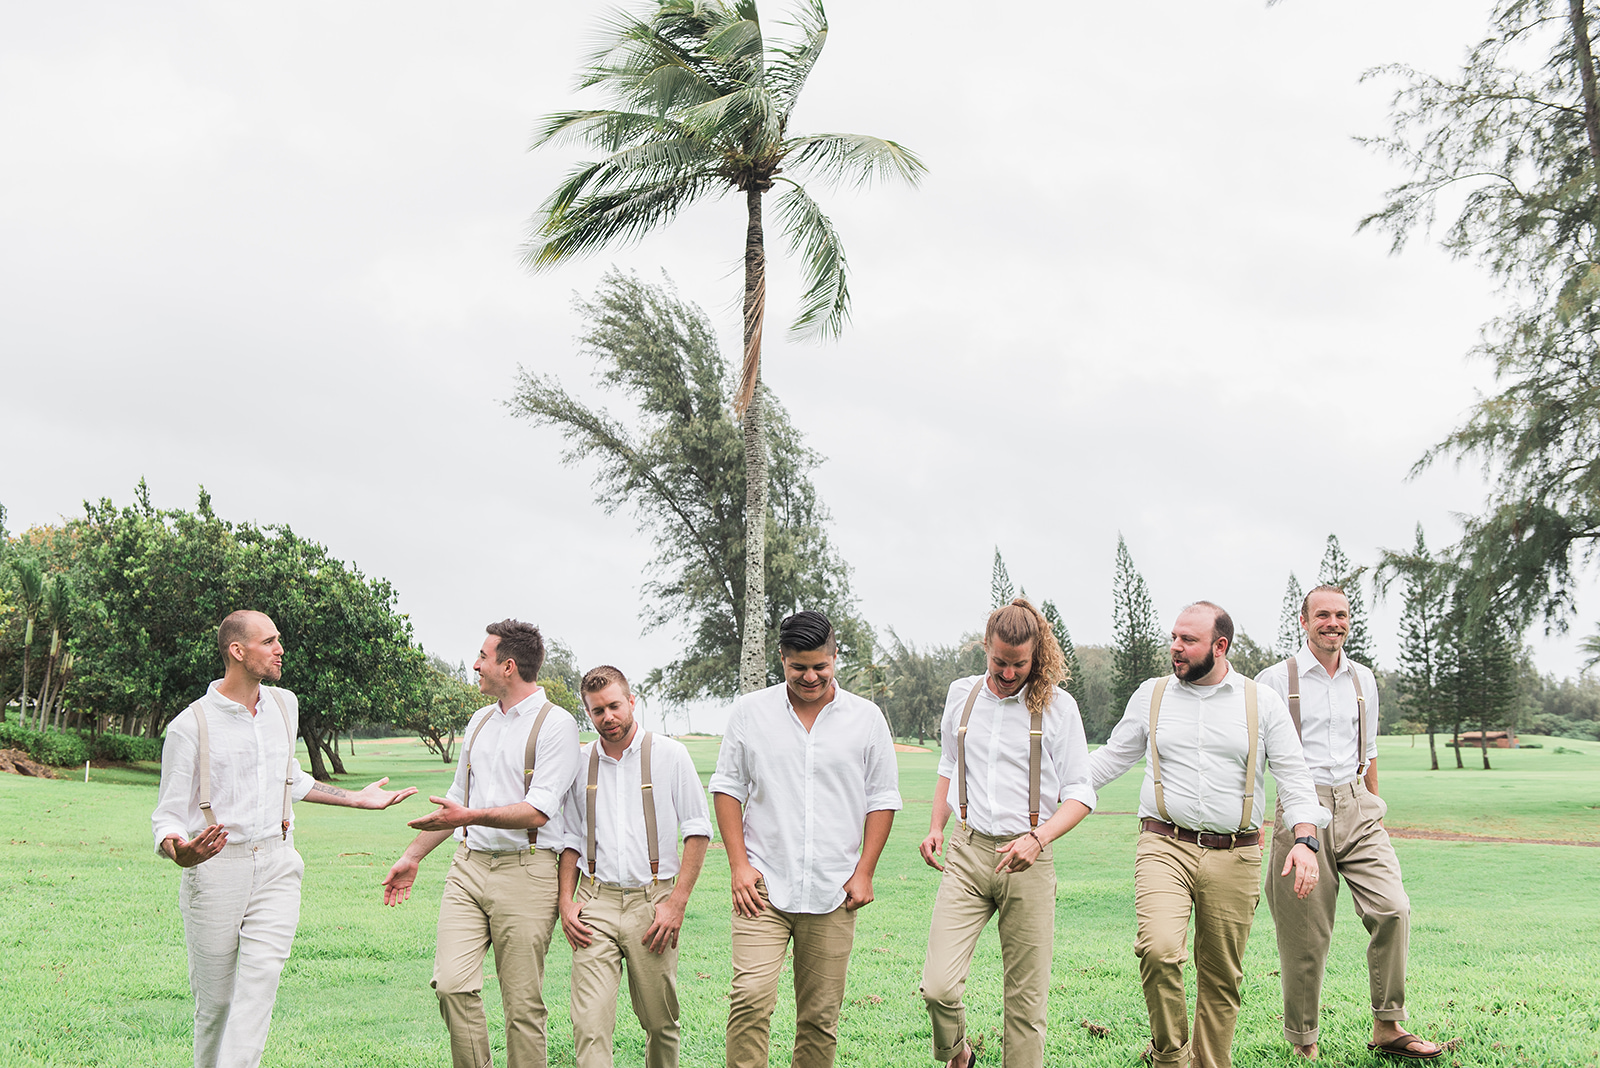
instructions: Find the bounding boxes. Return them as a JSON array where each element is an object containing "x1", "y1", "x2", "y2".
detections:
[
  {"x1": 89, "y1": 732, "x2": 163, "y2": 763},
  {"x1": 34, "y1": 730, "x2": 90, "y2": 767},
  {"x1": 0, "y1": 721, "x2": 41, "y2": 754}
]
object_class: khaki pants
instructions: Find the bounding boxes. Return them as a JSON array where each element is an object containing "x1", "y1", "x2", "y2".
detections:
[
  {"x1": 433, "y1": 845, "x2": 560, "y2": 1068},
  {"x1": 1133, "y1": 831, "x2": 1262, "y2": 1068},
  {"x1": 570, "y1": 879, "x2": 681, "y2": 1068},
  {"x1": 726, "y1": 878, "x2": 857, "y2": 1068},
  {"x1": 179, "y1": 836, "x2": 303, "y2": 1068},
  {"x1": 919, "y1": 825, "x2": 1056, "y2": 1067},
  {"x1": 1266, "y1": 782, "x2": 1410, "y2": 1046}
]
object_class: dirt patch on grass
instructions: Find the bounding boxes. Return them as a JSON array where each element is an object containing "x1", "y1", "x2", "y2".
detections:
[
  {"x1": 1383, "y1": 826, "x2": 1600, "y2": 847},
  {"x1": 894, "y1": 743, "x2": 931, "y2": 753},
  {"x1": 0, "y1": 749, "x2": 57, "y2": 779}
]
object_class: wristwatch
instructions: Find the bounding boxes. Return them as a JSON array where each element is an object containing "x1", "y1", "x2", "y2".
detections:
[{"x1": 1294, "y1": 835, "x2": 1320, "y2": 854}]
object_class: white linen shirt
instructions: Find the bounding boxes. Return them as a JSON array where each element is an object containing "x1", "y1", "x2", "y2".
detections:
[
  {"x1": 1089, "y1": 668, "x2": 1330, "y2": 833},
  {"x1": 151, "y1": 681, "x2": 316, "y2": 853},
  {"x1": 708, "y1": 681, "x2": 903, "y2": 914},
  {"x1": 1256, "y1": 648, "x2": 1380, "y2": 787},
  {"x1": 936, "y1": 675, "x2": 1097, "y2": 836},
  {"x1": 558, "y1": 730, "x2": 712, "y2": 886},
  {"x1": 445, "y1": 688, "x2": 580, "y2": 853}
]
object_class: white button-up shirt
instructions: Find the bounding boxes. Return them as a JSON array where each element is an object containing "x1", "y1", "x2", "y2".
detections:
[
  {"x1": 936, "y1": 675, "x2": 1097, "y2": 836},
  {"x1": 1090, "y1": 668, "x2": 1330, "y2": 833},
  {"x1": 558, "y1": 730, "x2": 712, "y2": 886},
  {"x1": 709, "y1": 681, "x2": 903, "y2": 914},
  {"x1": 151, "y1": 681, "x2": 316, "y2": 852},
  {"x1": 446, "y1": 688, "x2": 580, "y2": 853},
  {"x1": 1256, "y1": 648, "x2": 1379, "y2": 787}
]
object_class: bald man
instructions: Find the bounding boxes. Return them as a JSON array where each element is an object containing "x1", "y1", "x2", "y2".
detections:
[{"x1": 152, "y1": 610, "x2": 417, "y2": 1068}]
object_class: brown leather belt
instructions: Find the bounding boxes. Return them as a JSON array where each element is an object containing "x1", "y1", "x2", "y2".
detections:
[{"x1": 1141, "y1": 818, "x2": 1260, "y2": 850}]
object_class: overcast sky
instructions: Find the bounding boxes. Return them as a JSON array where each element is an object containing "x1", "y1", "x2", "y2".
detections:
[{"x1": 4, "y1": 1, "x2": 1595, "y2": 734}]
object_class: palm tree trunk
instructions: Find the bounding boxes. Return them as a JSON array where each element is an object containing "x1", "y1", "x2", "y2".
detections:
[
  {"x1": 19, "y1": 620, "x2": 33, "y2": 732},
  {"x1": 1570, "y1": 0, "x2": 1600, "y2": 166},
  {"x1": 738, "y1": 185, "x2": 770, "y2": 694}
]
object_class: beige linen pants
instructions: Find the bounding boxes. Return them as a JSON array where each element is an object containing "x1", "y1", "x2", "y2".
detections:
[
  {"x1": 1133, "y1": 831, "x2": 1262, "y2": 1068},
  {"x1": 919, "y1": 824, "x2": 1056, "y2": 1067},
  {"x1": 1265, "y1": 782, "x2": 1410, "y2": 1046},
  {"x1": 433, "y1": 844, "x2": 560, "y2": 1068},
  {"x1": 570, "y1": 879, "x2": 681, "y2": 1068},
  {"x1": 179, "y1": 836, "x2": 303, "y2": 1068},
  {"x1": 725, "y1": 878, "x2": 857, "y2": 1068}
]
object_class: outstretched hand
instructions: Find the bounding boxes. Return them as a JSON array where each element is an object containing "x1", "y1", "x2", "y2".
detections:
[
  {"x1": 352, "y1": 777, "x2": 418, "y2": 810},
  {"x1": 408, "y1": 796, "x2": 471, "y2": 831}
]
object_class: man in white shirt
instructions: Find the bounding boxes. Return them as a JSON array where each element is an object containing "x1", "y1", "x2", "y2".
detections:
[
  {"x1": 709, "y1": 610, "x2": 902, "y2": 1068},
  {"x1": 151, "y1": 609, "x2": 417, "y2": 1068},
  {"x1": 382, "y1": 619, "x2": 581, "y2": 1068},
  {"x1": 918, "y1": 598, "x2": 1097, "y2": 1068},
  {"x1": 1090, "y1": 602, "x2": 1330, "y2": 1068},
  {"x1": 1256, "y1": 586, "x2": 1442, "y2": 1062},
  {"x1": 556, "y1": 664, "x2": 711, "y2": 1068}
]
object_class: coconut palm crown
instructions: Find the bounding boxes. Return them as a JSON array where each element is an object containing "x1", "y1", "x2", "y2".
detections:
[{"x1": 525, "y1": 0, "x2": 923, "y2": 692}]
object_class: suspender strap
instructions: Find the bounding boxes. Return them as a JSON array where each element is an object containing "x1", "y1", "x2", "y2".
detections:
[
  {"x1": 192, "y1": 700, "x2": 216, "y2": 827},
  {"x1": 1027, "y1": 708, "x2": 1044, "y2": 829},
  {"x1": 641, "y1": 731, "x2": 660, "y2": 880},
  {"x1": 956, "y1": 680, "x2": 983, "y2": 824},
  {"x1": 523, "y1": 702, "x2": 556, "y2": 846},
  {"x1": 1240, "y1": 679, "x2": 1259, "y2": 833},
  {"x1": 1286, "y1": 657, "x2": 1301, "y2": 737},
  {"x1": 264, "y1": 688, "x2": 296, "y2": 840},
  {"x1": 459, "y1": 711, "x2": 494, "y2": 849},
  {"x1": 1148, "y1": 677, "x2": 1172, "y2": 824},
  {"x1": 1350, "y1": 668, "x2": 1369, "y2": 779},
  {"x1": 586, "y1": 744, "x2": 601, "y2": 878}
]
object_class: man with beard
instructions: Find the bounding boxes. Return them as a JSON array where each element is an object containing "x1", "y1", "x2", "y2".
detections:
[
  {"x1": 152, "y1": 609, "x2": 418, "y2": 1068},
  {"x1": 710, "y1": 610, "x2": 902, "y2": 1068},
  {"x1": 1090, "y1": 601, "x2": 1330, "y2": 1068},
  {"x1": 1256, "y1": 587, "x2": 1442, "y2": 1061},
  {"x1": 556, "y1": 664, "x2": 711, "y2": 1068}
]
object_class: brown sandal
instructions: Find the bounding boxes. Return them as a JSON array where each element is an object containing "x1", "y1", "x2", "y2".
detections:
[{"x1": 1367, "y1": 1033, "x2": 1443, "y2": 1060}]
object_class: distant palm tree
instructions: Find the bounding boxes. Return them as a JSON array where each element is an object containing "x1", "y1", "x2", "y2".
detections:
[
  {"x1": 1581, "y1": 628, "x2": 1600, "y2": 673},
  {"x1": 525, "y1": 0, "x2": 923, "y2": 692}
]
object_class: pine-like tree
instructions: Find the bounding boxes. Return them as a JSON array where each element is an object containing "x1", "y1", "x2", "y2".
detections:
[
  {"x1": 1275, "y1": 572, "x2": 1304, "y2": 660},
  {"x1": 1390, "y1": 526, "x2": 1451, "y2": 770},
  {"x1": 1318, "y1": 534, "x2": 1375, "y2": 668},
  {"x1": 1043, "y1": 599, "x2": 1085, "y2": 709},
  {"x1": 991, "y1": 547, "x2": 1014, "y2": 609},
  {"x1": 1111, "y1": 535, "x2": 1165, "y2": 716}
]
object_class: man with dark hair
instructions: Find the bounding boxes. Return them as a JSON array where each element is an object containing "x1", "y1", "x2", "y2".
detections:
[
  {"x1": 556, "y1": 665, "x2": 711, "y2": 1068},
  {"x1": 1257, "y1": 587, "x2": 1441, "y2": 1061},
  {"x1": 382, "y1": 619, "x2": 580, "y2": 1068},
  {"x1": 152, "y1": 609, "x2": 417, "y2": 1068},
  {"x1": 1090, "y1": 602, "x2": 1329, "y2": 1068},
  {"x1": 710, "y1": 610, "x2": 902, "y2": 1068}
]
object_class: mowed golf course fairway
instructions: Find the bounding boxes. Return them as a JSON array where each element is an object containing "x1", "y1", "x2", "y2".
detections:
[{"x1": 1, "y1": 735, "x2": 1596, "y2": 1067}]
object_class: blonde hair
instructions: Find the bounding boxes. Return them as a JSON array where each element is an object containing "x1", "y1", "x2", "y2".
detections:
[{"x1": 984, "y1": 597, "x2": 1068, "y2": 716}]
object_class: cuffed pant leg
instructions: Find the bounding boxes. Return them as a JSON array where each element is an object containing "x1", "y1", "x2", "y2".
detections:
[
  {"x1": 1341, "y1": 787, "x2": 1410, "y2": 1024},
  {"x1": 920, "y1": 826, "x2": 998, "y2": 1063},
  {"x1": 727, "y1": 880, "x2": 791, "y2": 1068},
  {"x1": 994, "y1": 841, "x2": 1056, "y2": 1068},
  {"x1": 218, "y1": 846, "x2": 303, "y2": 1068},
  {"x1": 789, "y1": 905, "x2": 857, "y2": 1068},
  {"x1": 489, "y1": 848, "x2": 559, "y2": 1068},
  {"x1": 621, "y1": 882, "x2": 682, "y2": 1068},
  {"x1": 571, "y1": 884, "x2": 624, "y2": 1068},
  {"x1": 1133, "y1": 834, "x2": 1196, "y2": 1068},
  {"x1": 433, "y1": 848, "x2": 494, "y2": 1068},
  {"x1": 1266, "y1": 799, "x2": 1337, "y2": 1047},
  {"x1": 1190, "y1": 844, "x2": 1260, "y2": 1068}
]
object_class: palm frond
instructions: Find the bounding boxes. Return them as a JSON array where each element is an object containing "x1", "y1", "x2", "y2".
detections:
[
  {"x1": 531, "y1": 109, "x2": 697, "y2": 153},
  {"x1": 786, "y1": 132, "x2": 927, "y2": 188},
  {"x1": 773, "y1": 178, "x2": 850, "y2": 339},
  {"x1": 767, "y1": 0, "x2": 828, "y2": 118},
  {"x1": 525, "y1": 169, "x2": 725, "y2": 268}
]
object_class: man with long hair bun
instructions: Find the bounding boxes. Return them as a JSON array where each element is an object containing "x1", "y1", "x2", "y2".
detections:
[{"x1": 917, "y1": 598, "x2": 1097, "y2": 1068}]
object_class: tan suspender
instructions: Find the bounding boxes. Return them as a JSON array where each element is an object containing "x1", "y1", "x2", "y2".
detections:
[
  {"x1": 193, "y1": 687, "x2": 296, "y2": 839},
  {"x1": 462, "y1": 700, "x2": 556, "y2": 848},
  {"x1": 586, "y1": 731, "x2": 660, "y2": 883},
  {"x1": 955, "y1": 678, "x2": 1045, "y2": 828},
  {"x1": 1285, "y1": 656, "x2": 1369, "y2": 778},
  {"x1": 1148, "y1": 675, "x2": 1259, "y2": 833}
]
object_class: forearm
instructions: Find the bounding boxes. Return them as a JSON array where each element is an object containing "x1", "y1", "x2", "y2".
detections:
[
  {"x1": 713, "y1": 793, "x2": 752, "y2": 868},
  {"x1": 559, "y1": 849, "x2": 580, "y2": 902},
  {"x1": 1363, "y1": 757, "x2": 1380, "y2": 798},
  {"x1": 1034, "y1": 799, "x2": 1091, "y2": 846},
  {"x1": 304, "y1": 781, "x2": 356, "y2": 806},
  {"x1": 929, "y1": 776, "x2": 953, "y2": 832},
  {"x1": 672, "y1": 835, "x2": 710, "y2": 905},
  {"x1": 466, "y1": 801, "x2": 547, "y2": 830},
  {"x1": 403, "y1": 828, "x2": 455, "y2": 864},
  {"x1": 854, "y1": 809, "x2": 895, "y2": 878}
]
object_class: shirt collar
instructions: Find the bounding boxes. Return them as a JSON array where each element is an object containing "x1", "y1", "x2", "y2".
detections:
[
  {"x1": 502, "y1": 687, "x2": 548, "y2": 717},
  {"x1": 1174, "y1": 664, "x2": 1244, "y2": 692},
  {"x1": 1294, "y1": 646, "x2": 1347, "y2": 678},
  {"x1": 205, "y1": 679, "x2": 260, "y2": 716}
]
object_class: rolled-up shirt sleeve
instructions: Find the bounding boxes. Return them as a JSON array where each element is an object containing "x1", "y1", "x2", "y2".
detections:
[
  {"x1": 1261, "y1": 689, "x2": 1332, "y2": 830},
  {"x1": 863, "y1": 708, "x2": 903, "y2": 813},
  {"x1": 525, "y1": 713, "x2": 580, "y2": 821},
  {"x1": 278, "y1": 689, "x2": 315, "y2": 801},
  {"x1": 707, "y1": 706, "x2": 750, "y2": 803},
  {"x1": 1089, "y1": 684, "x2": 1152, "y2": 791},
  {"x1": 1052, "y1": 692, "x2": 1098, "y2": 812},
  {"x1": 674, "y1": 746, "x2": 713, "y2": 840},
  {"x1": 935, "y1": 679, "x2": 967, "y2": 781},
  {"x1": 559, "y1": 759, "x2": 586, "y2": 855}
]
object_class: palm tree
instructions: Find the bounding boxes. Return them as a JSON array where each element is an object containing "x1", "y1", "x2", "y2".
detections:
[{"x1": 525, "y1": 0, "x2": 923, "y2": 692}]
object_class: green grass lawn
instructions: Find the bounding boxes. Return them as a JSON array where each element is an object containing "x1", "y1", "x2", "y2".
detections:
[{"x1": 0, "y1": 735, "x2": 1596, "y2": 1066}]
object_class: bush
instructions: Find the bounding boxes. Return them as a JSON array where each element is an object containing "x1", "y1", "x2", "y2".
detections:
[
  {"x1": 0, "y1": 723, "x2": 156, "y2": 766},
  {"x1": 89, "y1": 733, "x2": 163, "y2": 763},
  {"x1": 0, "y1": 721, "x2": 39, "y2": 753},
  {"x1": 34, "y1": 731, "x2": 90, "y2": 767}
]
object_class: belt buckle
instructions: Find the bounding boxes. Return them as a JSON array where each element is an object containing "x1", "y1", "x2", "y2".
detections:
[{"x1": 1198, "y1": 831, "x2": 1231, "y2": 850}]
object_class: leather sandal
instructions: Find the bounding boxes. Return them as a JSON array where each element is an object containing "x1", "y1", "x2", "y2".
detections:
[{"x1": 1367, "y1": 1033, "x2": 1444, "y2": 1060}]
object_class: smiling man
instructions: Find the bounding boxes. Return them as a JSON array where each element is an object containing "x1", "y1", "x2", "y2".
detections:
[
  {"x1": 556, "y1": 664, "x2": 710, "y2": 1068},
  {"x1": 381, "y1": 619, "x2": 580, "y2": 1068},
  {"x1": 151, "y1": 609, "x2": 417, "y2": 1068},
  {"x1": 1090, "y1": 601, "x2": 1330, "y2": 1068},
  {"x1": 709, "y1": 610, "x2": 902, "y2": 1068},
  {"x1": 1256, "y1": 587, "x2": 1442, "y2": 1062}
]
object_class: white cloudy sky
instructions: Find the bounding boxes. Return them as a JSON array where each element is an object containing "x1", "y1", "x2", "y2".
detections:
[{"x1": 4, "y1": 1, "x2": 1595, "y2": 733}]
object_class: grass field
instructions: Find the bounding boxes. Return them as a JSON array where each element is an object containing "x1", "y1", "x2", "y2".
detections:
[{"x1": 1, "y1": 734, "x2": 1596, "y2": 1067}]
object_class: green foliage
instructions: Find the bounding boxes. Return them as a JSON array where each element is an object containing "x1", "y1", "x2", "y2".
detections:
[
  {"x1": 1228, "y1": 631, "x2": 1276, "y2": 679},
  {"x1": 538, "y1": 676, "x2": 581, "y2": 717},
  {"x1": 990, "y1": 548, "x2": 1014, "y2": 609},
  {"x1": 87, "y1": 731, "x2": 162, "y2": 763},
  {"x1": 0, "y1": 721, "x2": 88, "y2": 766},
  {"x1": 877, "y1": 630, "x2": 984, "y2": 743},
  {"x1": 510, "y1": 271, "x2": 866, "y2": 705},
  {"x1": 1274, "y1": 571, "x2": 1303, "y2": 659},
  {"x1": 1317, "y1": 534, "x2": 1374, "y2": 667},
  {"x1": 1042, "y1": 599, "x2": 1086, "y2": 711},
  {"x1": 1386, "y1": 525, "x2": 1453, "y2": 764},
  {"x1": 1110, "y1": 534, "x2": 1164, "y2": 717},
  {"x1": 393, "y1": 658, "x2": 482, "y2": 763}
]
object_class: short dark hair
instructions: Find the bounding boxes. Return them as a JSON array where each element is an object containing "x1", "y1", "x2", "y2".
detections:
[
  {"x1": 779, "y1": 610, "x2": 835, "y2": 656},
  {"x1": 217, "y1": 610, "x2": 262, "y2": 663},
  {"x1": 1300, "y1": 584, "x2": 1349, "y2": 620},
  {"x1": 485, "y1": 619, "x2": 545, "y2": 682},
  {"x1": 1185, "y1": 600, "x2": 1234, "y2": 651},
  {"x1": 581, "y1": 664, "x2": 630, "y2": 705}
]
